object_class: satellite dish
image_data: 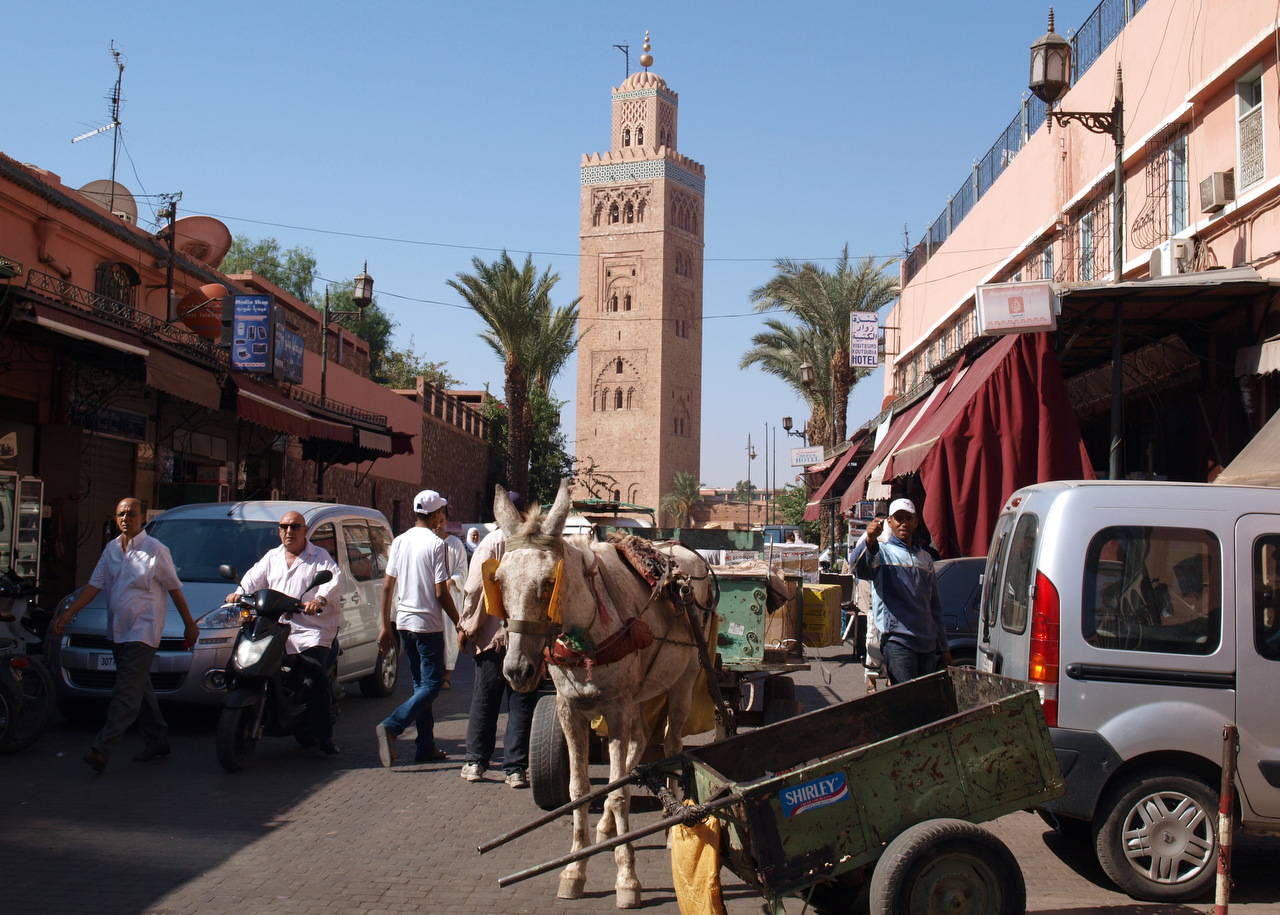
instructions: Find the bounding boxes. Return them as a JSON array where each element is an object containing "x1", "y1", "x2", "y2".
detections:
[
  {"x1": 172, "y1": 215, "x2": 233, "y2": 268},
  {"x1": 76, "y1": 179, "x2": 138, "y2": 224},
  {"x1": 176, "y1": 282, "x2": 228, "y2": 338}
]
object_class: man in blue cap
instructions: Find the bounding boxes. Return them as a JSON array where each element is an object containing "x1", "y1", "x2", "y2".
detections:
[{"x1": 848, "y1": 497, "x2": 951, "y2": 685}]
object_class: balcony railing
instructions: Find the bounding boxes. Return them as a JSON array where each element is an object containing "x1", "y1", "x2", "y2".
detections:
[
  {"x1": 25, "y1": 268, "x2": 227, "y2": 368},
  {"x1": 903, "y1": 0, "x2": 1148, "y2": 286}
]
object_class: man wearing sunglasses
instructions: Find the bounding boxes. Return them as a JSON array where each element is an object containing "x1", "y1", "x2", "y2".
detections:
[
  {"x1": 227, "y1": 509, "x2": 342, "y2": 755},
  {"x1": 55, "y1": 497, "x2": 199, "y2": 774}
]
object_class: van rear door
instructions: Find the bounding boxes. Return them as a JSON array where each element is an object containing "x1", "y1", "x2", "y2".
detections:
[{"x1": 1234, "y1": 514, "x2": 1280, "y2": 820}]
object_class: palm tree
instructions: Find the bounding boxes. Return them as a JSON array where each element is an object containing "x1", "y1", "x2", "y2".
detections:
[
  {"x1": 739, "y1": 318, "x2": 834, "y2": 448},
  {"x1": 749, "y1": 246, "x2": 899, "y2": 447},
  {"x1": 450, "y1": 252, "x2": 580, "y2": 496},
  {"x1": 659, "y1": 471, "x2": 703, "y2": 528}
]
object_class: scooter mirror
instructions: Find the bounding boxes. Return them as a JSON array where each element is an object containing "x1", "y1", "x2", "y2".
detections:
[
  {"x1": 219, "y1": 564, "x2": 239, "y2": 582},
  {"x1": 307, "y1": 570, "x2": 333, "y2": 591}
]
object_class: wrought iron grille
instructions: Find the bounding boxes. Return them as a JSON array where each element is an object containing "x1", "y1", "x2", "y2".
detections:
[
  {"x1": 25, "y1": 268, "x2": 227, "y2": 368},
  {"x1": 1240, "y1": 105, "x2": 1264, "y2": 188},
  {"x1": 289, "y1": 385, "x2": 387, "y2": 428},
  {"x1": 1131, "y1": 125, "x2": 1185, "y2": 250}
]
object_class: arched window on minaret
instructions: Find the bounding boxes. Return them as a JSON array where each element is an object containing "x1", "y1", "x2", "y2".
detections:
[
  {"x1": 616, "y1": 358, "x2": 623, "y2": 374},
  {"x1": 636, "y1": 200, "x2": 645, "y2": 223},
  {"x1": 600, "y1": 390, "x2": 608, "y2": 411},
  {"x1": 610, "y1": 294, "x2": 618, "y2": 312},
  {"x1": 593, "y1": 204, "x2": 603, "y2": 227},
  {"x1": 626, "y1": 388, "x2": 633, "y2": 409},
  {"x1": 609, "y1": 202, "x2": 619, "y2": 224},
  {"x1": 623, "y1": 127, "x2": 631, "y2": 147},
  {"x1": 615, "y1": 389, "x2": 623, "y2": 410},
  {"x1": 623, "y1": 293, "x2": 631, "y2": 311},
  {"x1": 614, "y1": 489, "x2": 622, "y2": 501},
  {"x1": 624, "y1": 201, "x2": 634, "y2": 223},
  {"x1": 636, "y1": 126, "x2": 644, "y2": 146}
]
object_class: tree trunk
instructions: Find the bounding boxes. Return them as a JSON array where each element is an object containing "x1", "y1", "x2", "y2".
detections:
[
  {"x1": 505, "y1": 361, "x2": 531, "y2": 497},
  {"x1": 830, "y1": 347, "x2": 853, "y2": 447}
]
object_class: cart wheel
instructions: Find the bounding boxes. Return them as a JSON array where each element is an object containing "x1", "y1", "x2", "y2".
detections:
[
  {"x1": 869, "y1": 818, "x2": 1025, "y2": 915},
  {"x1": 763, "y1": 676, "x2": 795, "y2": 702},
  {"x1": 762, "y1": 698, "x2": 803, "y2": 725},
  {"x1": 530, "y1": 693, "x2": 571, "y2": 811}
]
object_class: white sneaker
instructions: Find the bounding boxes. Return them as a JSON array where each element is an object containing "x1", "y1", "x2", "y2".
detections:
[
  {"x1": 460, "y1": 762, "x2": 485, "y2": 782},
  {"x1": 504, "y1": 769, "x2": 529, "y2": 789}
]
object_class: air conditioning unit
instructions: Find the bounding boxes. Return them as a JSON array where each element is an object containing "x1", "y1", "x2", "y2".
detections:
[
  {"x1": 1149, "y1": 238, "x2": 1192, "y2": 277},
  {"x1": 1200, "y1": 170, "x2": 1235, "y2": 213}
]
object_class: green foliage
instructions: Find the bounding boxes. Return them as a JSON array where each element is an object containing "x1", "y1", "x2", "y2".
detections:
[
  {"x1": 773, "y1": 483, "x2": 820, "y2": 543},
  {"x1": 325, "y1": 286, "x2": 395, "y2": 383},
  {"x1": 659, "y1": 471, "x2": 704, "y2": 528},
  {"x1": 449, "y1": 251, "x2": 581, "y2": 496},
  {"x1": 378, "y1": 335, "x2": 459, "y2": 391},
  {"x1": 221, "y1": 235, "x2": 317, "y2": 302},
  {"x1": 482, "y1": 387, "x2": 574, "y2": 511},
  {"x1": 734, "y1": 480, "x2": 758, "y2": 502},
  {"x1": 748, "y1": 245, "x2": 899, "y2": 447}
]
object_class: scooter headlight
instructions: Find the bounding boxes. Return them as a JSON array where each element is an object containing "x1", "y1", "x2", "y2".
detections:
[{"x1": 233, "y1": 636, "x2": 271, "y2": 668}]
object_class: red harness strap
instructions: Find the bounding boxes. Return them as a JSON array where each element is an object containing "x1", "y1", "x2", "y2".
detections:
[{"x1": 545, "y1": 617, "x2": 654, "y2": 672}]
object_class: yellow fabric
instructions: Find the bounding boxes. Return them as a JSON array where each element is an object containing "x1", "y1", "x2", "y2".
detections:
[
  {"x1": 546, "y1": 559, "x2": 564, "y2": 623},
  {"x1": 481, "y1": 559, "x2": 504, "y2": 618},
  {"x1": 670, "y1": 800, "x2": 723, "y2": 915}
]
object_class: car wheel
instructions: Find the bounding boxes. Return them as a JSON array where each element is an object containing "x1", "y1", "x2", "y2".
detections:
[
  {"x1": 1094, "y1": 769, "x2": 1217, "y2": 902},
  {"x1": 949, "y1": 651, "x2": 977, "y2": 669},
  {"x1": 359, "y1": 642, "x2": 399, "y2": 698},
  {"x1": 763, "y1": 675, "x2": 795, "y2": 702},
  {"x1": 870, "y1": 818, "x2": 1025, "y2": 915},
  {"x1": 529, "y1": 693, "x2": 570, "y2": 811},
  {"x1": 0, "y1": 686, "x2": 14, "y2": 749}
]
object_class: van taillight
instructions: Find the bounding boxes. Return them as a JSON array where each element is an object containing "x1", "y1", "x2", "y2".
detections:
[{"x1": 1028, "y1": 570, "x2": 1060, "y2": 727}]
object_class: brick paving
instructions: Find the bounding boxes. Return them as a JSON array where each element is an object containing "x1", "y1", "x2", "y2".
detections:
[{"x1": 3, "y1": 646, "x2": 1279, "y2": 913}]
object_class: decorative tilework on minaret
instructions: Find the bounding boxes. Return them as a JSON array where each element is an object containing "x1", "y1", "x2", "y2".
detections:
[{"x1": 575, "y1": 34, "x2": 704, "y2": 515}]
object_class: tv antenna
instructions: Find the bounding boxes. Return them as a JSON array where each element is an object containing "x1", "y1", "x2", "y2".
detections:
[
  {"x1": 613, "y1": 43, "x2": 629, "y2": 78},
  {"x1": 72, "y1": 41, "x2": 126, "y2": 213}
]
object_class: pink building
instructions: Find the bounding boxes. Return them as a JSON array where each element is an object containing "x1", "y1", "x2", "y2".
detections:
[
  {"x1": 0, "y1": 154, "x2": 487, "y2": 599},
  {"x1": 827, "y1": 0, "x2": 1280, "y2": 556}
]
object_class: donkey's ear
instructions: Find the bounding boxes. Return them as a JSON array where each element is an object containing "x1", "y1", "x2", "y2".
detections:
[
  {"x1": 543, "y1": 480, "x2": 572, "y2": 537},
  {"x1": 494, "y1": 485, "x2": 521, "y2": 534}
]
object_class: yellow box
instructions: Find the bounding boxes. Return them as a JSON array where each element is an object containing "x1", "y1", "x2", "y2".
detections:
[{"x1": 802, "y1": 584, "x2": 842, "y2": 648}]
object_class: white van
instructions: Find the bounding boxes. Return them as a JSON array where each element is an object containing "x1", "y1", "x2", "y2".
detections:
[{"x1": 977, "y1": 480, "x2": 1280, "y2": 902}]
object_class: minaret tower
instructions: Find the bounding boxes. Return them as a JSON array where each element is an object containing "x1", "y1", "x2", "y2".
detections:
[{"x1": 575, "y1": 33, "x2": 705, "y2": 512}]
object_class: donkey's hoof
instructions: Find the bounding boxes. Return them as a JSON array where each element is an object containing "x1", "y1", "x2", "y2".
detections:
[
  {"x1": 615, "y1": 887, "x2": 642, "y2": 909},
  {"x1": 558, "y1": 874, "x2": 587, "y2": 899}
]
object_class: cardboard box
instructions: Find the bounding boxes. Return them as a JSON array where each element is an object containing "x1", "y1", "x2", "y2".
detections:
[{"x1": 802, "y1": 583, "x2": 842, "y2": 648}]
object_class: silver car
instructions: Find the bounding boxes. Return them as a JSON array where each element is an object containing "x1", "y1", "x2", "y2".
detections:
[{"x1": 49, "y1": 500, "x2": 399, "y2": 719}]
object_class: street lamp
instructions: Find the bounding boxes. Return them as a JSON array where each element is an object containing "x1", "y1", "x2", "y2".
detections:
[
  {"x1": 799, "y1": 360, "x2": 815, "y2": 387},
  {"x1": 782, "y1": 416, "x2": 807, "y2": 442},
  {"x1": 746, "y1": 435, "x2": 757, "y2": 527},
  {"x1": 320, "y1": 261, "x2": 374, "y2": 408},
  {"x1": 1029, "y1": 9, "x2": 1126, "y2": 480}
]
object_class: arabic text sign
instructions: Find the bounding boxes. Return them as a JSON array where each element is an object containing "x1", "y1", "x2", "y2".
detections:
[
  {"x1": 849, "y1": 312, "x2": 880, "y2": 367},
  {"x1": 975, "y1": 280, "x2": 1058, "y2": 335},
  {"x1": 231, "y1": 295, "x2": 272, "y2": 373}
]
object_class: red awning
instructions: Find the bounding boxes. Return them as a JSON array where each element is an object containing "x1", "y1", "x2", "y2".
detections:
[
  {"x1": 838, "y1": 398, "x2": 928, "y2": 514},
  {"x1": 913, "y1": 332, "x2": 1093, "y2": 558},
  {"x1": 803, "y1": 432, "x2": 869, "y2": 522},
  {"x1": 145, "y1": 350, "x2": 223, "y2": 411},
  {"x1": 231, "y1": 376, "x2": 313, "y2": 437},
  {"x1": 309, "y1": 416, "x2": 354, "y2": 443}
]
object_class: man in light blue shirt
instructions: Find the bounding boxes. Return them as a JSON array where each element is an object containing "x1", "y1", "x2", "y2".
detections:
[{"x1": 849, "y1": 498, "x2": 951, "y2": 684}]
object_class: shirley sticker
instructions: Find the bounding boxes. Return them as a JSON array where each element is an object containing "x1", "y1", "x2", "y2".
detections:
[{"x1": 779, "y1": 772, "x2": 849, "y2": 817}]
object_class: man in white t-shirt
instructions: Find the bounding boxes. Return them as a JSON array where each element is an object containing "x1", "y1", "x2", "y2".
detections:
[
  {"x1": 54, "y1": 497, "x2": 199, "y2": 774},
  {"x1": 374, "y1": 490, "x2": 460, "y2": 767}
]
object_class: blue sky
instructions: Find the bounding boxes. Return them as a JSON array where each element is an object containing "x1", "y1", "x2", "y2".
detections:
[{"x1": 6, "y1": 0, "x2": 1102, "y2": 489}]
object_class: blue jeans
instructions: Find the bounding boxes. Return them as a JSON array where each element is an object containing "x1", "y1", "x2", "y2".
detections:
[
  {"x1": 380, "y1": 631, "x2": 444, "y2": 757},
  {"x1": 880, "y1": 636, "x2": 941, "y2": 686},
  {"x1": 465, "y1": 647, "x2": 538, "y2": 774}
]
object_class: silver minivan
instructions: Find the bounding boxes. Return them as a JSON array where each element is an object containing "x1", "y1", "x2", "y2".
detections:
[
  {"x1": 977, "y1": 480, "x2": 1280, "y2": 902},
  {"x1": 50, "y1": 500, "x2": 399, "y2": 718}
]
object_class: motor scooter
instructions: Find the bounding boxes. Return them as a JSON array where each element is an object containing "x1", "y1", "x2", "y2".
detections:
[
  {"x1": 215, "y1": 565, "x2": 338, "y2": 773},
  {"x1": 0, "y1": 569, "x2": 53, "y2": 657},
  {"x1": 0, "y1": 638, "x2": 52, "y2": 752}
]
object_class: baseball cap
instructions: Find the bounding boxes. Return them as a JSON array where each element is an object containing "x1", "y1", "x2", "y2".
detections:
[
  {"x1": 414, "y1": 490, "x2": 448, "y2": 514},
  {"x1": 889, "y1": 497, "x2": 917, "y2": 517}
]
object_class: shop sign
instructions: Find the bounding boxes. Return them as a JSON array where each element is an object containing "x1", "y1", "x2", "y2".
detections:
[
  {"x1": 230, "y1": 295, "x2": 272, "y2": 373},
  {"x1": 274, "y1": 324, "x2": 304, "y2": 384},
  {"x1": 70, "y1": 403, "x2": 148, "y2": 442},
  {"x1": 975, "y1": 280, "x2": 1058, "y2": 335},
  {"x1": 849, "y1": 312, "x2": 880, "y2": 367}
]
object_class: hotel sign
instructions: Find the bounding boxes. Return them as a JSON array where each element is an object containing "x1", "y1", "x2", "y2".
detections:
[
  {"x1": 975, "y1": 280, "x2": 1058, "y2": 335},
  {"x1": 849, "y1": 313, "x2": 880, "y2": 367},
  {"x1": 791, "y1": 447, "x2": 824, "y2": 467}
]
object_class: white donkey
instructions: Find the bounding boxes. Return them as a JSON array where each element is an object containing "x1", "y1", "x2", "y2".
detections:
[{"x1": 491, "y1": 483, "x2": 716, "y2": 908}]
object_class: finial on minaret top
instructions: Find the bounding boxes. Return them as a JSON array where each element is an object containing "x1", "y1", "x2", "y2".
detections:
[{"x1": 640, "y1": 31, "x2": 653, "y2": 70}]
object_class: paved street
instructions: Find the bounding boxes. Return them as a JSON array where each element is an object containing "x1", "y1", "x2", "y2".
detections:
[{"x1": 4, "y1": 645, "x2": 1280, "y2": 914}]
